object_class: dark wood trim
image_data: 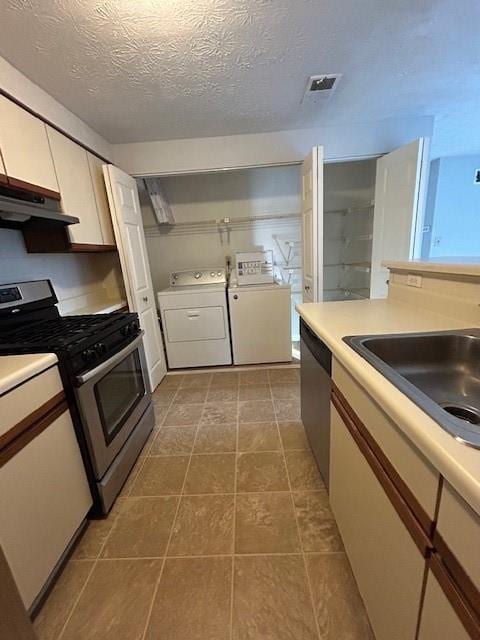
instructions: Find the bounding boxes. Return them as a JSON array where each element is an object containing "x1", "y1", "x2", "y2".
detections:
[
  {"x1": 433, "y1": 531, "x2": 480, "y2": 619},
  {"x1": 0, "y1": 390, "x2": 65, "y2": 451},
  {"x1": 332, "y1": 387, "x2": 433, "y2": 557},
  {"x1": 332, "y1": 382, "x2": 433, "y2": 536},
  {"x1": 0, "y1": 173, "x2": 8, "y2": 185},
  {"x1": 22, "y1": 223, "x2": 116, "y2": 254},
  {"x1": 69, "y1": 243, "x2": 117, "y2": 253},
  {"x1": 6, "y1": 176, "x2": 61, "y2": 201},
  {"x1": 0, "y1": 399, "x2": 68, "y2": 467},
  {"x1": 429, "y1": 553, "x2": 480, "y2": 640},
  {"x1": 0, "y1": 89, "x2": 111, "y2": 165}
]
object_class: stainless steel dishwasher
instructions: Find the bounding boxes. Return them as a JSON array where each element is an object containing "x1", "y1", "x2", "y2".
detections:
[{"x1": 300, "y1": 318, "x2": 332, "y2": 489}]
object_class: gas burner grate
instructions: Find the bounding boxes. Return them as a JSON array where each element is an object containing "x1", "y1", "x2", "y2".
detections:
[{"x1": 0, "y1": 314, "x2": 120, "y2": 349}]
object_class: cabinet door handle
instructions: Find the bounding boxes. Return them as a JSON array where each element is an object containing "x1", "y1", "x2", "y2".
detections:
[
  {"x1": 233, "y1": 294, "x2": 238, "y2": 300},
  {"x1": 142, "y1": 296, "x2": 148, "y2": 302}
]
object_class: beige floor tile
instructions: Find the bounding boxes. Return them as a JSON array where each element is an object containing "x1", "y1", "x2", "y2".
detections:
[
  {"x1": 180, "y1": 373, "x2": 213, "y2": 388},
  {"x1": 61, "y1": 559, "x2": 161, "y2": 640},
  {"x1": 173, "y1": 387, "x2": 208, "y2": 404},
  {"x1": 273, "y1": 398, "x2": 301, "y2": 421},
  {"x1": 149, "y1": 426, "x2": 196, "y2": 455},
  {"x1": 207, "y1": 386, "x2": 239, "y2": 402},
  {"x1": 235, "y1": 493, "x2": 300, "y2": 554},
  {"x1": 239, "y1": 400, "x2": 275, "y2": 423},
  {"x1": 238, "y1": 385, "x2": 272, "y2": 401},
  {"x1": 306, "y1": 553, "x2": 374, "y2": 639},
  {"x1": 152, "y1": 386, "x2": 177, "y2": 404},
  {"x1": 201, "y1": 401, "x2": 238, "y2": 425},
  {"x1": 293, "y1": 491, "x2": 344, "y2": 553},
  {"x1": 211, "y1": 371, "x2": 239, "y2": 387},
  {"x1": 145, "y1": 557, "x2": 231, "y2": 640},
  {"x1": 131, "y1": 456, "x2": 189, "y2": 496},
  {"x1": 285, "y1": 450, "x2": 324, "y2": 491},
  {"x1": 236, "y1": 452, "x2": 289, "y2": 492},
  {"x1": 34, "y1": 560, "x2": 94, "y2": 640},
  {"x1": 184, "y1": 454, "x2": 236, "y2": 494},
  {"x1": 153, "y1": 402, "x2": 169, "y2": 426},
  {"x1": 238, "y1": 422, "x2": 281, "y2": 452},
  {"x1": 268, "y1": 368, "x2": 300, "y2": 384},
  {"x1": 102, "y1": 496, "x2": 178, "y2": 558},
  {"x1": 158, "y1": 374, "x2": 184, "y2": 389},
  {"x1": 168, "y1": 494, "x2": 234, "y2": 556},
  {"x1": 279, "y1": 421, "x2": 310, "y2": 450},
  {"x1": 270, "y1": 383, "x2": 300, "y2": 400},
  {"x1": 119, "y1": 454, "x2": 146, "y2": 497},
  {"x1": 239, "y1": 369, "x2": 269, "y2": 385},
  {"x1": 73, "y1": 520, "x2": 115, "y2": 560},
  {"x1": 194, "y1": 423, "x2": 237, "y2": 453},
  {"x1": 163, "y1": 403, "x2": 204, "y2": 426},
  {"x1": 233, "y1": 555, "x2": 318, "y2": 640}
]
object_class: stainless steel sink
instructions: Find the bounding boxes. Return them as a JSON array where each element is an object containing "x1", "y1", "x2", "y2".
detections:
[{"x1": 344, "y1": 329, "x2": 480, "y2": 449}]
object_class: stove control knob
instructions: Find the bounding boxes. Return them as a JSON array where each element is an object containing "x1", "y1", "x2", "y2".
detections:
[
  {"x1": 121, "y1": 324, "x2": 131, "y2": 337},
  {"x1": 130, "y1": 320, "x2": 140, "y2": 333},
  {"x1": 194, "y1": 272, "x2": 202, "y2": 279},
  {"x1": 217, "y1": 271, "x2": 222, "y2": 277},
  {"x1": 95, "y1": 342, "x2": 107, "y2": 355},
  {"x1": 82, "y1": 348, "x2": 97, "y2": 364},
  {"x1": 210, "y1": 272, "x2": 215, "y2": 277}
]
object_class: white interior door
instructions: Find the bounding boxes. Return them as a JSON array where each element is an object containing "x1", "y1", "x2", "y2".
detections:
[
  {"x1": 370, "y1": 138, "x2": 428, "y2": 298},
  {"x1": 103, "y1": 164, "x2": 166, "y2": 391},
  {"x1": 301, "y1": 146, "x2": 324, "y2": 303}
]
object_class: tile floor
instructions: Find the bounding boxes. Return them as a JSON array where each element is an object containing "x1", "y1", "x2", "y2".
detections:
[{"x1": 33, "y1": 368, "x2": 373, "y2": 640}]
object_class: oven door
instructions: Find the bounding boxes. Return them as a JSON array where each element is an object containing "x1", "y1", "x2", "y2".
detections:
[{"x1": 74, "y1": 332, "x2": 151, "y2": 479}]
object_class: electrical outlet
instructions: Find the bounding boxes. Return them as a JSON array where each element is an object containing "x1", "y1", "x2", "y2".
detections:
[{"x1": 406, "y1": 274, "x2": 422, "y2": 288}]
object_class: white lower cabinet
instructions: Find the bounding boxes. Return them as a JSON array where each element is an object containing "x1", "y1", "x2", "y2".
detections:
[
  {"x1": 0, "y1": 409, "x2": 92, "y2": 609},
  {"x1": 418, "y1": 569, "x2": 470, "y2": 640},
  {"x1": 330, "y1": 404, "x2": 426, "y2": 640}
]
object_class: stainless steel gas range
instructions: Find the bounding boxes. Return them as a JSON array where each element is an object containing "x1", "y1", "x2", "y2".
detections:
[{"x1": 0, "y1": 279, "x2": 154, "y2": 514}]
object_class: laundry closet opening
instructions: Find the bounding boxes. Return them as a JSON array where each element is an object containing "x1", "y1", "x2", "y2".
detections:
[{"x1": 136, "y1": 157, "x2": 379, "y2": 370}]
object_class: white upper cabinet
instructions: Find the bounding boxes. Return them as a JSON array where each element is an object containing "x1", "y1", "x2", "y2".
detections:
[
  {"x1": 87, "y1": 152, "x2": 115, "y2": 246},
  {"x1": 0, "y1": 96, "x2": 59, "y2": 196},
  {"x1": 47, "y1": 126, "x2": 103, "y2": 245}
]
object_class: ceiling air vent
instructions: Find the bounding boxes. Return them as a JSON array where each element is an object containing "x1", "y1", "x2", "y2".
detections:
[{"x1": 302, "y1": 74, "x2": 342, "y2": 103}]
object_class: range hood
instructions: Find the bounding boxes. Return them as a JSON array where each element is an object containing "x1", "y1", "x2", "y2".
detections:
[{"x1": 0, "y1": 192, "x2": 79, "y2": 227}]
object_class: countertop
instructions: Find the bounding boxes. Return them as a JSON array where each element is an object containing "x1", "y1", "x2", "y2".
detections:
[
  {"x1": 0, "y1": 354, "x2": 58, "y2": 395},
  {"x1": 66, "y1": 299, "x2": 128, "y2": 316},
  {"x1": 296, "y1": 298, "x2": 480, "y2": 515}
]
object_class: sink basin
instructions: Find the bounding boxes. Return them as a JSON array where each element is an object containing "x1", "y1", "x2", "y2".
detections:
[{"x1": 344, "y1": 329, "x2": 480, "y2": 449}]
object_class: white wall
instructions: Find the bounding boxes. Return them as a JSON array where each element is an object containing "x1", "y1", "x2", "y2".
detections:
[
  {"x1": 0, "y1": 229, "x2": 124, "y2": 311},
  {"x1": 423, "y1": 154, "x2": 480, "y2": 258},
  {"x1": 113, "y1": 116, "x2": 434, "y2": 176},
  {"x1": 0, "y1": 56, "x2": 112, "y2": 160}
]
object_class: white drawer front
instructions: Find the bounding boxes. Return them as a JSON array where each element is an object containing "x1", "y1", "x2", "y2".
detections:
[
  {"x1": 0, "y1": 366, "x2": 62, "y2": 439},
  {"x1": 164, "y1": 307, "x2": 226, "y2": 342}
]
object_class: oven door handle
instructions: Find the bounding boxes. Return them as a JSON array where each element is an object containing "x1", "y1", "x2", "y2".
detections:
[{"x1": 75, "y1": 331, "x2": 145, "y2": 385}]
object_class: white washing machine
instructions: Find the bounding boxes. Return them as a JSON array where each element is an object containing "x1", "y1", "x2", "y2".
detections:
[
  {"x1": 228, "y1": 270, "x2": 292, "y2": 365},
  {"x1": 157, "y1": 268, "x2": 232, "y2": 369}
]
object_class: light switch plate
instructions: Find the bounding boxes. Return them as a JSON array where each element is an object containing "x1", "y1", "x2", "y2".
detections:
[{"x1": 406, "y1": 274, "x2": 422, "y2": 288}]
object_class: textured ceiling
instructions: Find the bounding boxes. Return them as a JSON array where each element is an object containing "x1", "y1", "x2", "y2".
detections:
[{"x1": 1, "y1": 0, "x2": 480, "y2": 143}]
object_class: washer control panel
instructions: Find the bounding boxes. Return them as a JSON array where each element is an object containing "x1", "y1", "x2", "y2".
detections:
[{"x1": 170, "y1": 268, "x2": 226, "y2": 287}]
